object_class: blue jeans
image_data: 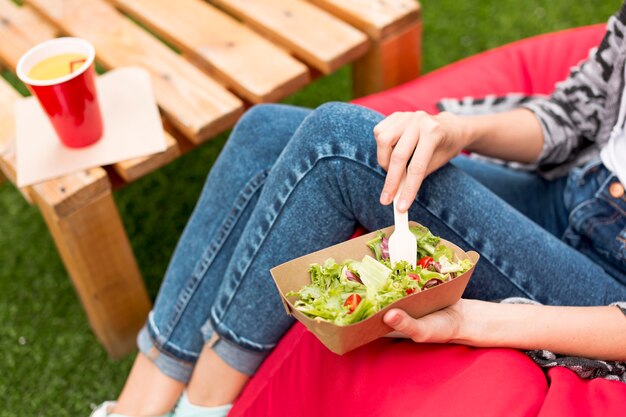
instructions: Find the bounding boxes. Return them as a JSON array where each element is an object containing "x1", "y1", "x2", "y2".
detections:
[{"x1": 137, "y1": 102, "x2": 626, "y2": 381}]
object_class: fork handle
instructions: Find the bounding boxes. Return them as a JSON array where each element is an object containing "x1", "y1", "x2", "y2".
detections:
[
  {"x1": 393, "y1": 201, "x2": 409, "y2": 230},
  {"x1": 393, "y1": 171, "x2": 409, "y2": 230}
]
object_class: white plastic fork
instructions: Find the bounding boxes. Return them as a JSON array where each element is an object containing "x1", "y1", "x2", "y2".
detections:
[{"x1": 388, "y1": 171, "x2": 417, "y2": 268}]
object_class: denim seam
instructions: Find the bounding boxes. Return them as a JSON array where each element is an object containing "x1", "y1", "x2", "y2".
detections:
[
  {"x1": 577, "y1": 160, "x2": 604, "y2": 186},
  {"x1": 143, "y1": 320, "x2": 198, "y2": 365},
  {"x1": 146, "y1": 312, "x2": 201, "y2": 360},
  {"x1": 160, "y1": 169, "x2": 270, "y2": 341},
  {"x1": 567, "y1": 174, "x2": 623, "y2": 237},
  {"x1": 212, "y1": 329, "x2": 266, "y2": 357},
  {"x1": 576, "y1": 200, "x2": 621, "y2": 237},
  {"x1": 211, "y1": 154, "x2": 383, "y2": 351},
  {"x1": 413, "y1": 193, "x2": 536, "y2": 301},
  {"x1": 586, "y1": 211, "x2": 621, "y2": 232}
]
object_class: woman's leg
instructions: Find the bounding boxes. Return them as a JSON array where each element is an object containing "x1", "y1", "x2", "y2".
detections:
[
  {"x1": 450, "y1": 156, "x2": 570, "y2": 237},
  {"x1": 115, "y1": 102, "x2": 626, "y2": 413},
  {"x1": 450, "y1": 156, "x2": 626, "y2": 285},
  {"x1": 113, "y1": 104, "x2": 311, "y2": 416},
  {"x1": 113, "y1": 354, "x2": 184, "y2": 416},
  {"x1": 183, "y1": 102, "x2": 626, "y2": 405}
]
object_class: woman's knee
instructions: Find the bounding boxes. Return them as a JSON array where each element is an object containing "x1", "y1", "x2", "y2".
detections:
[
  {"x1": 288, "y1": 102, "x2": 384, "y2": 152},
  {"x1": 310, "y1": 102, "x2": 384, "y2": 134},
  {"x1": 229, "y1": 104, "x2": 311, "y2": 149}
]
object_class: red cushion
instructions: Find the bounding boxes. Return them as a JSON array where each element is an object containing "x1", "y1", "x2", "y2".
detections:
[
  {"x1": 353, "y1": 24, "x2": 606, "y2": 115},
  {"x1": 231, "y1": 324, "x2": 548, "y2": 417},
  {"x1": 537, "y1": 367, "x2": 626, "y2": 417},
  {"x1": 230, "y1": 325, "x2": 626, "y2": 417},
  {"x1": 230, "y1": 25, "x2": 626, "y2": 417}
]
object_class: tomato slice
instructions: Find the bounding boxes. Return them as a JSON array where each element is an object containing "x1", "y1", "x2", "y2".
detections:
[
  {"x1": 344, "y1": 294, "x2": 362, "y2": 314},
  {"x1": 418, "y1": 256, "x2": 434, "y2": 269},
  {"x1": 406, "y1": 274, "x2": 419, "y2": 294}
]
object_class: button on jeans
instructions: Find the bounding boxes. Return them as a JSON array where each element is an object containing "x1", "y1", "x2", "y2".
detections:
[{"x1": 137, "y1": 103, "x2": 626, "y2": 381}]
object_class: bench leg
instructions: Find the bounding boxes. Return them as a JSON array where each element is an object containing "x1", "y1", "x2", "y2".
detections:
[
  {"x1": 33, "y1": 177, "x2": 151, "y2": 358},
  {"x1": 352, "y1": 20, "x2": 422, "y2": 97}
]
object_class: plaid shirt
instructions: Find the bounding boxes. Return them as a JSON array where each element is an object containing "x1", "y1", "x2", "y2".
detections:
[{"x1": 439, "y1": 2, "x2": 626, "y2": 180}]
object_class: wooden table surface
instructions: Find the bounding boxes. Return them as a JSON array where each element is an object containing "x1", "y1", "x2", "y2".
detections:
[{"x1": 0, "y1": 0, "x2": 421, "y2": 357}]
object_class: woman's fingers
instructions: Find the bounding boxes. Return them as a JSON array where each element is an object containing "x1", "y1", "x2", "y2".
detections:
[
  {"x1": 383, "y1": 307, "x2": 460, "y2": 344},
  {"x1": 379, "y1": 112, "x2": 428, "y2": 205},
  {"x1": 376, "y1": 110, "x2": 452, "y2": 208},
  {"x1": 384, "y1": 309, "x2": 428, "y2": 342},
  {"x1": 377, "y1": 111, "x2": 446, "y2": 209},
  {"x1": 398, "y1": 119, "x2": 441, "y2": 210},
  {"x1": 373, "y1": 111, "x2": 407, "y2": 136},
  {"x1": 374, "y1": 112, "x2": 411, "y2": 171}
]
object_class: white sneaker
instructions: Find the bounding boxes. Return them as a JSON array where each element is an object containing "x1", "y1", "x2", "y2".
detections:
[
  {"x1": 90, "y1": 402, "x2": 117, "y2": 417},
  {"x1": 89, "y1": 401, "x2": 174, "y2": 417}
]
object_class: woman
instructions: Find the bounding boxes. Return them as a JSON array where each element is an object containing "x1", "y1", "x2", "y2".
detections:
[{"x1": 92, "y1": 4, "x2": 626, "y2": 417}]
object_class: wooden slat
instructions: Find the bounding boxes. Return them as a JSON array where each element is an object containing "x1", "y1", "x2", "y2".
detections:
[
  {"x1": 0, "y1": 149, "x2": 19, "y2": 188},
  {"x1": 0, "y1": 0, "x2": 59, "y2": 71},
  {"x1": 0, "y1": 74, "x2": 18, "y2": 156},
  {"x1": 32, "y1": 170, "x2": 151, "y2": 358},
  {"x1": 112, "y1": 131, "x2": 179, "y2": 182},
  {"x1": 307, "y1": 0, "x2": 421, "y2": 39},
  {"x1": 33, "y1": 168, "x2": 110, "y2": 218},
  {"x1": 26, "y1": 0, "x2": 244, "y2": 143},
  {"x1": 212, "y1": 0, "x2": 369, "y2": 74},
  {"x1": 111, "y1": 0, "x2": 310, "y2": 103},
  {"x1": 0, "y1": 82, "x2": 16, "y2": 180}
]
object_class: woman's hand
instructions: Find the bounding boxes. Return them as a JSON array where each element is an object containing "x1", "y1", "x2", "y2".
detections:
[
  {"x1": 383, "y1": 299, "x2": 473, "y2": 344},
  {"x1": 373, "y1": 111, "x2": 471, "y2": 211},
  {"x1": 373, "y1": 108, "x2": 546, "y2": 212},
  {"x1": 383, "y1": 299, "x2": 626, "y2": 361}
]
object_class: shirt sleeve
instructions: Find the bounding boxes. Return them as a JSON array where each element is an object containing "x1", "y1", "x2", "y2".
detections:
[
  {"x1": 613, "y1": 302, "x2": 626, "y2": 317},
  {"x1": 520, "y1": 4, "x2": 626, "y2": 168}
]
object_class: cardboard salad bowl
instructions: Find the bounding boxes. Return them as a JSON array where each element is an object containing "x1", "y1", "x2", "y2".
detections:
[{"x1": 270, "y1": 222, "x2": 480, "y2": 355}]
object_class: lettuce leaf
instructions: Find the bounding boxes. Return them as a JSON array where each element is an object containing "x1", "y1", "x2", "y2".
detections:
[
  {"x1": 355, "y1": 255, "x2": 392, "y2": 291},
  {"x1": 366, "y1": 231, "x2": 389, "y2": 261},
  {"x1": 409, "y1": 225, "x2": 440, "y2": 258},
  {"x1": 433, "y1": 244, "x2": 454, "y2": 262}
]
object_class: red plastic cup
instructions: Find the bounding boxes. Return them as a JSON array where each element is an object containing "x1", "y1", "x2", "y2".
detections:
[{"x1": 16, "y1": 37, "x2": 103, "y2": 148}]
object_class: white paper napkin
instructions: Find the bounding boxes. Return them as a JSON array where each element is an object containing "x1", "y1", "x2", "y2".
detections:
[{"x1": 16, "y1": 67, "x2": 166, "y2": 187}]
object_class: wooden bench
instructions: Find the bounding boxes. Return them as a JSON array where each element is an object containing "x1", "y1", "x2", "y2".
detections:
[{"x1": 0, "y1": 0, "x2": 422, "y2": 357}]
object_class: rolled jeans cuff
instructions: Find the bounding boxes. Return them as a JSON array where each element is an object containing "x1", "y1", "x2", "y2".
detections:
[
  {"x1": 137, "y1": 325, "x2": 195, "y2": 383},
  {"x1": 201, "y1": 321, "x2": 269, "y2": 376}
]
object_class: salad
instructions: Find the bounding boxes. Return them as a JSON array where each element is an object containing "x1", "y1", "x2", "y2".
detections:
[{"x1": 286, "y1": 225, "x2": 473, "y2": 326}]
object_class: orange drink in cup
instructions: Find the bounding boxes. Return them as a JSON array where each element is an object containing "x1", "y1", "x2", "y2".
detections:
[{"x1": 17, "y1": 37, "x2": 103, "y2": 148}]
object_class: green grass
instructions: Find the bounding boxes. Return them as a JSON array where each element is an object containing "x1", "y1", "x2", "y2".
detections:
[{"x1": 0, "y1": 0, "x2": 621, "y2": 415}]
